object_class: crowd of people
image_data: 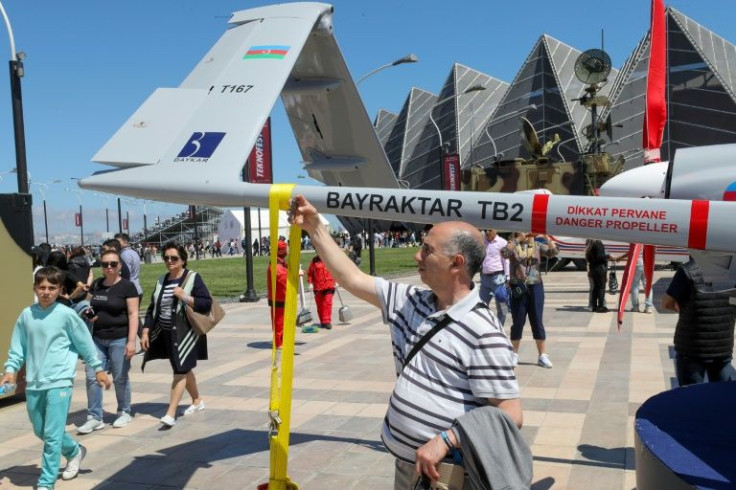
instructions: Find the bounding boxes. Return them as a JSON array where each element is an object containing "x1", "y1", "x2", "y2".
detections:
[
  {"x1": 4, "y1": 206, "x2": 735, "y2": 489},
  {"x1": 4, "y1": 234, "x2": 213, "y2": 489}
]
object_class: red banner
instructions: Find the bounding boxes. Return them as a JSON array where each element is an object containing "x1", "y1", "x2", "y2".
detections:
[
  {"x1": 74, "y1": 213, "x2": 82, "y2": 227},
  {"x1": 642, "y1": 0, "x2": 667, "y2": 163},
  {"x1": 123, "y1": 219, "x2": 129, "y2": 231},
  {"x1": 247, "y1": 117, "x2": 273, "y2": 183},
  {"x1": 443, "y1": 153, "x2": 461, "y2": 191}
]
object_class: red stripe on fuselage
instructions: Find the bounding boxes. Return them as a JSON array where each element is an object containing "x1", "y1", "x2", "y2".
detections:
[
  {"x1": 688, "y1": 200, "x2": 709, "y2": 249},
  {"x1": 531, "y1": 194, "x2": 549, "y2": 234}
]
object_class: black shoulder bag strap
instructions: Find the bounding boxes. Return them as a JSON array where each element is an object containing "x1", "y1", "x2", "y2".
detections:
[
  {"x1": 402, "y1": 315, "x2": 453, "y2": 371},
  {"x1": 402, "y1": 302, "x2": 490, "y2": 371}
]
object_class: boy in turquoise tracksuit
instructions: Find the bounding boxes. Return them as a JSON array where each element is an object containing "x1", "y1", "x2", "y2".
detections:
[{"x1": 1, "y1": 267, "x2": 111, "y2": 489}]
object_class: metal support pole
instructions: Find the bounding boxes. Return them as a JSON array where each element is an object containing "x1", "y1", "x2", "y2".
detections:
[
  {"x1": 79, "y1": 204, "x2": 84, "y2": 246},
  {"x1": 240, "y1": 164, "x2": 258, "y2": 302},
  {"x1": 368, "y1": 219, "x2": 376, "y2": 276},
  {"x1": 42, "y1": 199, "x2": 48, "y2": 243},
  {"x1": 117, "y1": 197, "x2": 122, "y2": 234},
  {"x1": 9, "y1": 59, "x2": 28, "y2": 194},
  {"x1": 105, "y1": 207, "x2": 109, "y2": 233}
]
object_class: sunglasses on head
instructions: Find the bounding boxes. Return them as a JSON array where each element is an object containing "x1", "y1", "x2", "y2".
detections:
[
  {"x1": 164, "y1": 255, "x2": 180, "y2": 262},
  {"x1": 100, "y1": 261, "x2": 119, "y2": 268}
]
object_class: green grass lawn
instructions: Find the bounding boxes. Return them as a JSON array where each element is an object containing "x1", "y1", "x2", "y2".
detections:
[{"x1": 136, "y1": 246, "x2": 418, "y2": 308}]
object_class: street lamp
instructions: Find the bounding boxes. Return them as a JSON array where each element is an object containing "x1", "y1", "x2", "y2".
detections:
[
  {"x1": 32, "y1": 179, "x2": 60, "y2": 243},
  {"x1": 93, "y1": 192, "x2": 112, "y2": 233},
  {"x1": 0, "y1": 2, "x2": 28, "y2": 195},
  {"x1": 356, "y1": 53, "x2": 418, "y2": 85},
  {"x1": 356, "y1": 54, "x2": 419, "y2": 276},
  {"x1": 428, "y1": 85, "x2": 487, "y2": 189},
  {"x1": 65, "y1": 184, "x2": 84, "y2": 245}
]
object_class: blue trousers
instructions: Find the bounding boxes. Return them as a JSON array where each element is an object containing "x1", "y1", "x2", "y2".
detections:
[
  {"x1": 675, "y1": 355, "x2": 735, "y2": 386},
  {"x1": 26, "y1": 387, "x2": 81, "y2": 488},
  {"x1": 479, "y1": 273, "x2": 508, "y2": 327},
  {"x1": 509, "y1": 282, "x2": 547, "y2": 341},
  {"x1": 85, "y1": 336, "x2": 131, "y2": 420}
]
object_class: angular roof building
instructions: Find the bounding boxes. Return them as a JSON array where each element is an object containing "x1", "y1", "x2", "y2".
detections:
[
  {"x1": 469, "y1": 35, "x2": 618, "y2": 168},
  {"x1": 373, "y1": 109, "x2": 398, "y2": 148},
  {"x1": 400, "y1": 64, "x2": 507, "y2": 190},
  {"x1": 607, "y1": 7, "x2": 736, "y2": 168}
]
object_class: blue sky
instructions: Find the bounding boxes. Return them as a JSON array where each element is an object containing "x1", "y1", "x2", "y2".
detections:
[{"x1": 0, "y1": 0, "x2": 733, "y2": 243}]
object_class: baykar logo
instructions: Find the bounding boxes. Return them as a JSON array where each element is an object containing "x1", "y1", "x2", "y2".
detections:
[{"x1": 175, "y1": 132, "x2": 226, "y2": 162}]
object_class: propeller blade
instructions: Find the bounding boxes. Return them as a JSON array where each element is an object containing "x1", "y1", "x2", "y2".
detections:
[
  {"x1": 643, "y1": 244, "x2": 656, "y2": 298},
  {"x1": 617, "y1": 243, "x2": 643, "y2": 329}
]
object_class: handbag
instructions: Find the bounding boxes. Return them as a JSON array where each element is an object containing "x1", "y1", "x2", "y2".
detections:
[
  {"x1": 608, "y1": 265, "x2": 619, "y2": 295},
  {"x1": 185, "y1": 299, "x2": 226, "y2": 336},
  {"x1": 335, "y1": 286, "x2": 353, "y2": 323},
  {"x1": 181, "y1": 271, "x2": 226, "y2": 335}
]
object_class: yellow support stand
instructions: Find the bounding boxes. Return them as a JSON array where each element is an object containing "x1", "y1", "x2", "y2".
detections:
[{"x1": 259, "y1": 184, "x2": 301, "y2": 490}]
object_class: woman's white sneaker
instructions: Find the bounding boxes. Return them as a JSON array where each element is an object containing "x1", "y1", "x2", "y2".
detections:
[
  {"x1": 537, "y1": 354, "x2": 553, "y2": 369},
  {"x1": 183, "y1": 400, "x2": 206, "y2": 415}
]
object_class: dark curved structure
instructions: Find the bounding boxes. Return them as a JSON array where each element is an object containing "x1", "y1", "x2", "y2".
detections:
[{"x1": 635, "y1": 383, "x2": 736, "y2": 489}]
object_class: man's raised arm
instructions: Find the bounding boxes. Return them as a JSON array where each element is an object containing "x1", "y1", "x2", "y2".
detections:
[{"x1": 290, "y1": 195, "x2": 380, "y2": 308}]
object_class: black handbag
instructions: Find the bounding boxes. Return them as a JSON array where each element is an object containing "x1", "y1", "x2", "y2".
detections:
[{"x1": 608, "y1": 266, "x2": 619, "y2": 295}]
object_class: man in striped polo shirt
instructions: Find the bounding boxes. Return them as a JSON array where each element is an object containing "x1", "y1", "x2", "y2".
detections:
[{"x1": 290, "y1": 195, "x2": 522, "y2": 488}]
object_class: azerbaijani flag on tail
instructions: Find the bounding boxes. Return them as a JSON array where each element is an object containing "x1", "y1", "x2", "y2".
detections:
[{"x1": 243, "y1": 45, "x2": 290, "y2": 60}]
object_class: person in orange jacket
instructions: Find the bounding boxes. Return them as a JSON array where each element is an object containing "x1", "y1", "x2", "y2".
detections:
[
  {"x1": 307, "y1": 253, "x2": 336, "y2": 329},
  {"x1": 267, "y1": 240, "x2": 288, "y2": 348}
]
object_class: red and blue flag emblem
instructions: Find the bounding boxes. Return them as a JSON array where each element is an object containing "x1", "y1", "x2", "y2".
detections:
[{"x1": 243, "y1": 45, "x2": 290, "y2": 60}]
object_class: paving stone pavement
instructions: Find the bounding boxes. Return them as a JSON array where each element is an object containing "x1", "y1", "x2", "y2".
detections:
[{"x1": 0, "y1": 268, "x2": 694, "y2": 489}]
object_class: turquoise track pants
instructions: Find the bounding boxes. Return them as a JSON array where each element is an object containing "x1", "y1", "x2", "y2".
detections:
[{"x1": 26, "y1": 387, "x2": 81, "y2": 488}]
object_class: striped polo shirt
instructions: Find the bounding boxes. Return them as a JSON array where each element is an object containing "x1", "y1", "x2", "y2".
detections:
[{"x1": 376, "y1": 278, "x2": 519, "y2": 462}]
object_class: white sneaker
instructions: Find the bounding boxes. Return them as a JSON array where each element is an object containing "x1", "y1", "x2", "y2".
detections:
[
  {"x1": 511, "y1": 352, "x2": 519, "y2": 367},
  {"x1": 537, "y1": 354, "x2": 553, "y2": 369},
  {"x1": 644, "y1": 306, "x2": 652, "y2": 314},
  {"x1": 183, "y1": 400, "x2": 206, "y2": 415},
  {"x1": 61, "y1": 445, "x2": 86, "y2": 480},
  {"x1": 160, "y1": 414, "x2": 176, "y2": 427},
  {"x1": 112, "y1": 412, "x2": 132, "y2": 428},
  {"x1": 77, "y1": 417, "x2": 104, "y2": 434}
]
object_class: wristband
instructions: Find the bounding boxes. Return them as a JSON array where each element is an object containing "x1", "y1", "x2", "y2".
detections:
[{"x1": 440, "y1": 431, "x2": 454, "y2": 450}]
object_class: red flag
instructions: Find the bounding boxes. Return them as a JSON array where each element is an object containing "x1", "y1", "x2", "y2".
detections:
[
  {"x1": 617, "y1": 243, "x2": 642, "y2": 329},
  {"x1": 123, "y1": 218, "x2": 129, "y2": 231},
  {"x1": 642, "y1": 0, "x2": 667, "y2": 164},
  {"x1": 247, "y1": 117, "x2": 273, "y2": 184},
  {"x1": 74, "y1": 213, "x2": 83, "y2": 227},
  {"x1": 443, "y1": 153, "x2": 461, "y2": 191}
]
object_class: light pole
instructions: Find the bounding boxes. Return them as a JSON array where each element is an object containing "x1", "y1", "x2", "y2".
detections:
[
  {"x1": 65, "y1": 185, "x2": 84, "y2": 245},
  {"x1": 428, "y1": 85, "x2": 487, "y2": 190},
  {"x1": 32, "y1": 179, "x2": 60, "y2": 243},
  {"x1": 117, "y1": 197, "x2": 123, "y2": 234},
  {"x1": 0, "y1": 2, "x2": 28, "y2": 195},
  {"x1": 356, "y1": 53, "x2": 418, "y2": 85},
  {"x1": 93, "y1": 193, "x2": 112, "y2": 233},
  {"x1": 356, "y1": 53, "x2": 419, "y2": 276}
]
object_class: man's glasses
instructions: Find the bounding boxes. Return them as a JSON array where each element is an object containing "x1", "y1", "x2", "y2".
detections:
[
  {"x1": 100, "y1": 261, "x2": 119, "y2": 268},
  {"x1": 164, "y1": 256, "x2": 180, "y2": 263}
]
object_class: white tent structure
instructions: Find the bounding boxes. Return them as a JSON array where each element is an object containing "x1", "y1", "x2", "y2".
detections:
[{"x1": 217, "y1": 208, "x2": 329, "y2": 246}]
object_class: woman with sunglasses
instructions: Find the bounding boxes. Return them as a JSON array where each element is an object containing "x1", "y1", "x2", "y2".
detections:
[
  {"x1": 77, "y1": 249, "x2": 140, "y2": 434},
  {"x1": 141, "y1": 241, "x2": 212, "y2": 427}
]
